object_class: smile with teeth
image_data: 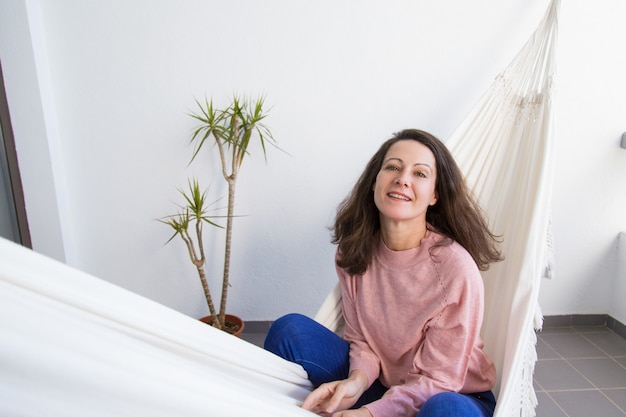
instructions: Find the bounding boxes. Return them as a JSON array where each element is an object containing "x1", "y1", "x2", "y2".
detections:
[{"x1": 388, "y1": 192, "x2": 411, "y2": 201}]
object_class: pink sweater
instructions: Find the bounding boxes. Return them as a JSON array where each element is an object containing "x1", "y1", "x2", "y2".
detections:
[{"x1": 337, "y1": 229, "x2": 496, "y2": 417}]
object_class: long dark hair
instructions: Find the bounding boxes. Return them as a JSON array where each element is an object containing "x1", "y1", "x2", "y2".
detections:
[{"x1": 332, "y1": 129, "x2": 503, "y2": 275}]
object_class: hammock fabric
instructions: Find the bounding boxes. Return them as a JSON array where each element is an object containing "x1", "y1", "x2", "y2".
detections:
[
  {"x1": 317, "y1": 1, "x2": 559, "y2": 417},
  {"x1": 0, "y1": 2, "x2": 558, "y2": 416},
  {"x1": 0, "y1": 236, "x2": 313, "y2": 417}
]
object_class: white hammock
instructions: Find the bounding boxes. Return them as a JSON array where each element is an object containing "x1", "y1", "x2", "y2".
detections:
[
  {"x1": 0, "y1": 1, "x2": 558, "y2": 416},
  {"x1": 0, "y1": 236, "x2": 314, "y2": 417},
  {"x1": 316, "y1": 1, "x2": 559, "y2": 416}
]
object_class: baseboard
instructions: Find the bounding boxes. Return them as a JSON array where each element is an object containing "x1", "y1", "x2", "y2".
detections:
[
  {"x1": 241, "y1": 320, "x2": 273, "y2": 334},
  {"x1": 606, "y1": 316, "x2": 626, "y2": 339},
  {"x1": 543, "y1": 314, "x2": 626, "y2": 339}
]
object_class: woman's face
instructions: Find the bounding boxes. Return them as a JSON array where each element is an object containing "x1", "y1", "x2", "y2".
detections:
[{"x1": 373, "y1": 140, "x2": 438, "y2": 228}]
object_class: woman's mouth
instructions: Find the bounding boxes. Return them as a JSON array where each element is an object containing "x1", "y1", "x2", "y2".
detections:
[{"x1": 388, "y1": 192, "x2": 411, "y2": 201}]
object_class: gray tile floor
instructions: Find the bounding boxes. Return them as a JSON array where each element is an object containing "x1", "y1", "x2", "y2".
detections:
[
  {"x1": 535, "y1": 326, "x2": 626, "y2": 417},
  {"x1": 242, "y1": 323, "x2": 626, "y2": 416}
]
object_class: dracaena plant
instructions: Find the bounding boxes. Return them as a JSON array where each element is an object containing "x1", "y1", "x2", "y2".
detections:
[
  {"x1": 158, "y1": 179, "x2": 223, "y2": 327},
  {"x1": 161, "y1": 95, "x2": 277, "y2": 331}
]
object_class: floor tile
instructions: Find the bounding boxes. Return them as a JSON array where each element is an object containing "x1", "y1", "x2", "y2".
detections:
[
  {"x1": 602, "y1": 388, "x2": 626, "y2": 413},
  {"x1": 549, "y1": 390, "x2": 625, "y2": 417},
  {"x1": 569, "y1": 358, "x2": 626, "y2": 389},
  {"x1": 536, "y1": 337, "x2": 560, "y2": 360},
  {"x1": 535, "y1": 392, "x2": 567, "y2": 417},
  {"x1": 541, "y1": 332, "x2": 608, "y2": 358},
  {"x1": 534, "y1": 359, "x2": 594, "y2": 390},
  {"x1": 582, "y1": 331, "x2": 626, "y2": 357}
]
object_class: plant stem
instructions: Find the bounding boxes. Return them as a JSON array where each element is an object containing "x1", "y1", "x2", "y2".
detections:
[
  {"x1": 181, "y1": 214, "x2": 221, "y2": 329},
  {"x1": 219, "y1": 170, "x2": 236, "y2": 328},
  {"x1": 197, "y1": 263, "x2": 221, "y2": 329},
  {"x1": 217, "y1": 110, "x2": 240, "y2": 329},
  {"x1": 194, "y1": 217, "x2": 221, "y2": 329}
]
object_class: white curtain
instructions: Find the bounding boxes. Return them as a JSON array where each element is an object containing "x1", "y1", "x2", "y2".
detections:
[
  {"x1": 0, "y1": 1, "x2": 558, "y2": 416},
  {"x1": 316, "y1": 1, "x2": 559, "y2": 416}
]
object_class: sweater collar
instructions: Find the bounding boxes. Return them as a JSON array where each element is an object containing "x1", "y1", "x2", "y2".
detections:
[{"x1": 376, "y1": 228, "x2": 437, "y2": 270}]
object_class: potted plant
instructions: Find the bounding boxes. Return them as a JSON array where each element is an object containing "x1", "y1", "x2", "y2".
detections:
[{"x1": 160, "y1": 95, "x2": 277, "y2": 335}]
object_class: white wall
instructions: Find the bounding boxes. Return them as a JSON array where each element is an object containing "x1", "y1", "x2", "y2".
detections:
[
  {"x1": 1, "y1": 0, "x2": 625, "y2": 322},
  {"x1": 539, "y1": 0, "x2": 626, "y2": 323}
]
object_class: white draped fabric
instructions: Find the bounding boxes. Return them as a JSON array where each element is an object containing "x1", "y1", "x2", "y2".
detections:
[
  {"x1": 0, "y1": 237, "x2": 313, "y2": 417},
  {"x1": 316, "y1": 1, "x2": 560, "y2": 417},
  {"x1": 0, "y1": 1, "x2": 558, "y2": 416},
  {"x1": 449, "y1": 1, "x2": 559, "y2": 416}
]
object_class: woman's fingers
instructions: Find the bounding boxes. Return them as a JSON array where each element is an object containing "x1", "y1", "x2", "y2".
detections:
[
  {"x1": 302, "y1": 382, "x2": 338, "y2": 414},
  {"x1": 324, "y1": 383, "x2": 349, "y2": 413},
  {"x1": 302, "y1": 375, "x2": 367, "y2": 416}
]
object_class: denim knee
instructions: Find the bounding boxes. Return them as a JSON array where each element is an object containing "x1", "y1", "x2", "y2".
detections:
[
  {"x1": 420, "y1": 392, "x2": 490, "y2": 417},
  {"x1": 263, "y1": 313, "x2": 351, "y2": 387},
  {"x1": 264, "y1": 313, "x2": 309, "y2": 353}
]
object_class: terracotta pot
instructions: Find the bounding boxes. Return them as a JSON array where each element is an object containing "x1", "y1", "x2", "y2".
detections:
[{"x1": 200, "y1": 314, "x2": 245, "y2": 338}]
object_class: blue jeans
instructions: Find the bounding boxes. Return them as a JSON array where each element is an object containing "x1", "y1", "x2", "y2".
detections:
[{"x1": 264, "y1": 313, "x2": 496, "y2": 417}]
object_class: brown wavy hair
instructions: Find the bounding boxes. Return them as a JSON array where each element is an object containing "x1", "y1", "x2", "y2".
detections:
[{"x1": 331, "y1": 129, "x2": 503, "y2": 275}]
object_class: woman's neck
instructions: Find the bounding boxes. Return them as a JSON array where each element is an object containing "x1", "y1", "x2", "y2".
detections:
[{"x1": 380, "y1": 219, "x2": 428, "y2": 251}]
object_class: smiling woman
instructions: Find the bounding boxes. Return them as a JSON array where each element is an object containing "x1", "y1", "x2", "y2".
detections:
[
  {"x1": 373, "y1": 139, "x2": 438, "y2": 251},
  {"x1": 333, "y1": 129, "x2": 503, "y2": 277},
  {"x1": 264, "y1": 128, "x2": 504, "y2": 417}
]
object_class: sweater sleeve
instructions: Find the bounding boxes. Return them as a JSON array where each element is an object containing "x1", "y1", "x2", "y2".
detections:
[
  {"x1": 364, "y1": 251, "x2": 490, "y2": 417},
  {"x1": 336, "y1": 262, "x2": 382, "y2": 388}
]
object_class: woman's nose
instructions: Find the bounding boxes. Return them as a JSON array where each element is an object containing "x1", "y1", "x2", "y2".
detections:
[{"x1": 394, "y1": 170, "x2": 410, "y2": 186}]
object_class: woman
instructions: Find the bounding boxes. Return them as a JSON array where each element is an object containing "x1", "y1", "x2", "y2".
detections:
[{"x1": 265, "y1": 129, "x2": 503, "y2": 417}]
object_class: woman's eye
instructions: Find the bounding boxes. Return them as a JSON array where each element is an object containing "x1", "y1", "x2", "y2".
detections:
[
  {"x1": 415, "y1": 171, "x2": 427, "y2": 178},
  {"x1": 385, "y1": 165, "x2": 399, "y2": 171}
]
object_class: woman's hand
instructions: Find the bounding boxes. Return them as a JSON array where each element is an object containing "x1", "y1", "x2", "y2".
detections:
[
  {"x1": 332, "y1": 408, "x2": 373, "y2": 417},
  {"x1": 301, "y1": 370, "x2": 369, "y2": 417}
]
